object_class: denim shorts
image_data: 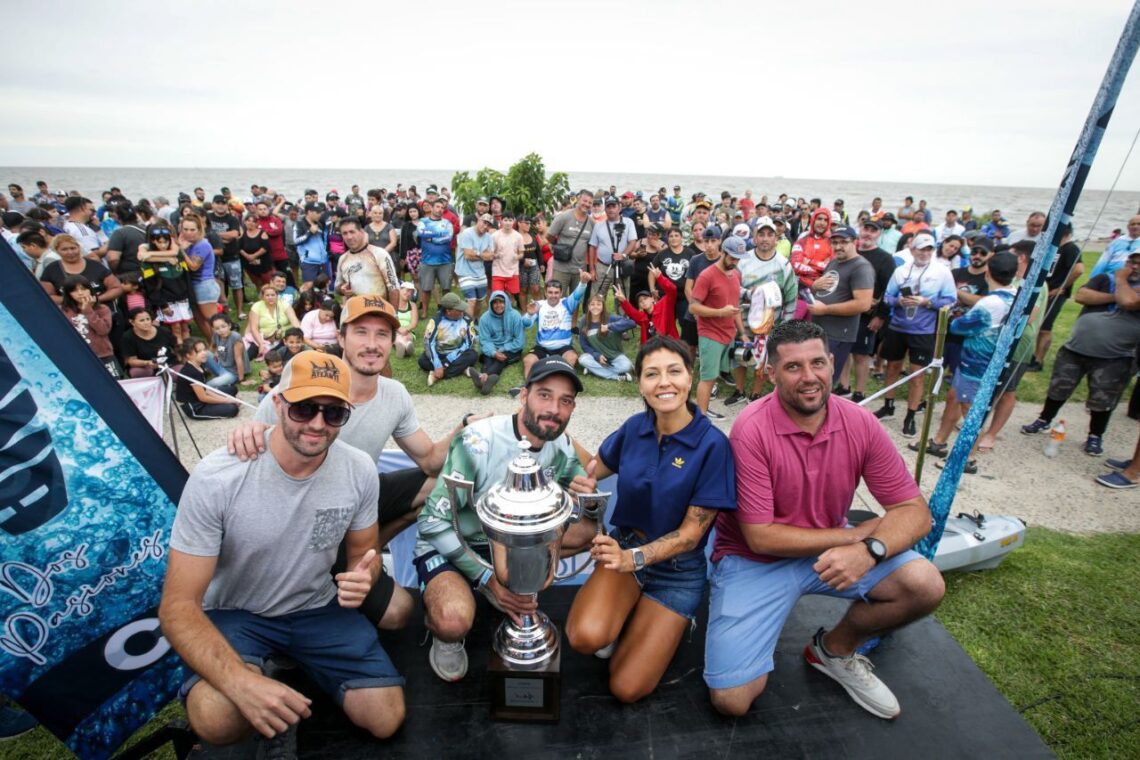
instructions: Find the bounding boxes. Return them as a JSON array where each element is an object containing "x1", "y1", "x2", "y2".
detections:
[
  {"x1": 703, "y1": 550, "x2": 922, "y2": 690},
  {"x1": 611, "y1": 526, "x2": 709, "y2": 621},
  {"x1": 219, "y1": 259, "x2": 244, "y2": 289},
  {"x1": 461, "y1": 285, "x2": 488, "y2": 301},
  {"x1": 301, "y1": 261, "x2": 328, "y2": 284},
  {"x1": 191, "y1": 277, "x2": 221, "y2": 306},
  {"x1": 179, "y1": 601, "x2": 404, "y2": 705}
]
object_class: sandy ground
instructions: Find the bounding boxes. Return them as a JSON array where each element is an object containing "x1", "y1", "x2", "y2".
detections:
[{"x1": 165, "y1": 390, "x2": 1139, "y2": 535}]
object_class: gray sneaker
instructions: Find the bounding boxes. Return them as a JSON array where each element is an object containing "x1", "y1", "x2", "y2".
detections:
[
  {"x1": 804, "y1": 628, "x2": 900, "y2": 719},
  {"x1": 429, "y1": 637, "x2": 468, "y2": 682}
]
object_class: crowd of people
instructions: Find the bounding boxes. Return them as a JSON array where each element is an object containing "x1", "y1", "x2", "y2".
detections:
[{"x1": 5, "y1": 174, "x2": 1140, "y2": 753}]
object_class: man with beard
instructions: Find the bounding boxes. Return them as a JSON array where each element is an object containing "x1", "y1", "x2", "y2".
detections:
[
  {"x1": 733, "y1": 219, "x2": 798, "y2": 403},
  {"x1": 806, "y1": 226, "x2": 875, "y2": 388},
  {"x1": 336, "y1": 216, "x2": 399, "y2": 300},
  {"x1": 415, "y1": 357, "x2": 599, "y2": 682},
  {"x1": 704, "y1": 320, "x2": 945, "y2": 720},
  {"x1": 231, "y1": 296, "x2": 470, "y2": 634},
  {"x1": 682, "y1": 198, "x2": 712, "y2": 245},
  {"x1": 161, "y1": 352, "x2": 406, "y2": 752},
  {"x1": 844, "y1": 220, "x2": 897, "y2": 402}
]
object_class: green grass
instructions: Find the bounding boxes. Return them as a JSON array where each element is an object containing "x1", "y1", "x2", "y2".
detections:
[
  {"x1": 936, "y1": 528, "x2": 1140, "y2": 759},
  {"x1": 6, "y1": 529, "x2": 1136, "y2": 758}
]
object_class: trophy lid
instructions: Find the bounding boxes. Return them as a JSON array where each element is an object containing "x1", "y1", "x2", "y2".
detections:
[{"x1": 475, "y1": 440, "x2": 573, "y2": 535}]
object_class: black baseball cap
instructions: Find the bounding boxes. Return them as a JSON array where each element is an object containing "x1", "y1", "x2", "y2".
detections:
[
  {"x1": 525, "y1": 356, "x2": 583, "y2": 392},
  {"x1": 970, "y1": 237, "x2": 994, "y2": 253},
  {"x1": 987, "y1": 252, "x2": 1019, "y2": 281},
  {"x1": 212, "y1": 194, "x2": 227, "y2": 204},
  {"x1": 304, "y1": 202, "x2": 323, "y2": 213}
]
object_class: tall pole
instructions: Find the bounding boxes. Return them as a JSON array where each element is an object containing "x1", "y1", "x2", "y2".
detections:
[
  {"x1": 918, "y1": 0, "x2": 1140, "y2": 558},
  {"x1": 914, "y1": 307, "x2": 950, "y2": 485}
]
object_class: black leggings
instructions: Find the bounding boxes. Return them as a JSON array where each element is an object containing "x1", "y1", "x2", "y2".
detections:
[
  {"x1": 181, "y1": 401, "x2": 240, "y2": 420},
  {"x1": 1040, "y1": 397, "x2": 1113, "y2": 436}
]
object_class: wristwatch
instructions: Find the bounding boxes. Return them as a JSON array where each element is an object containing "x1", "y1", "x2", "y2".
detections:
[
  {"x1": 863, "y1": 537, "x2": 887, "y2": 565},
  {"x1": 630, "y1": 547, "x2": 646, "y2": 571}
]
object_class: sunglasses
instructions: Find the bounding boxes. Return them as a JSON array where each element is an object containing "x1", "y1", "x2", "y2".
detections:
[
  {"x1": 285, "y1": 400, "x2": 352, "y2": 427},
  {"x1": 151, "y1": 230, "x2": 172, "y2": 238}
]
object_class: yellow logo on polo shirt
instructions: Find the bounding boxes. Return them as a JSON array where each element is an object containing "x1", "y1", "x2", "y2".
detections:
[{"x1": 672, "y1": 457, "x2": 685, "y2": 469}]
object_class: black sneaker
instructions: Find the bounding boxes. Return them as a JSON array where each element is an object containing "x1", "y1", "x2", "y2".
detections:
[
  {"x1": 902, "y1": 415, "x2": 917, "y2": 438},
  {"x1": 724, "y1": 390, "x2": 746, "y2": 406},
  {"x1": 1021, "y1": 418, "x2": 1050, "y2": 435},
  {"x1": 710, "y1": 382, "x2": 720, "y2": 399},
  {"x1": 507, "y1": 386, "x2": 522, "y2": 399},
  {"x1": 936, "y1": 458, "x2": 977, "y2": 475},
  {"x1": 908, "y1": 439, "x2": 948, "y2": 457},
  {"x1": 916, "y1": 400, "x2": 927, "y2": 413},
  {"x1": 719, "y1": 371, "x2": 737, "y2": 386},
  {"x1": 706, "y1": 409, "x2": 726, "y2": 420},
  {"x1": 851, "y1": 392, "x2": 866, "y2": 404},
  {"x1": 1084, "y1": 435, "x2": 1104, "y2": 457},
  {"x1": 833, "y1": 385, "x2": 851, "y2": 397},
  {"x1": 874, "y1": 402, "x2": 895, "y2": 419},
  {"x1": 1026, "y1": 360, "x2": 1044, "y2": 372}
]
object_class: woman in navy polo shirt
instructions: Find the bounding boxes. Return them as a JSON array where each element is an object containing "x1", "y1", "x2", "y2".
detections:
[{"x1": 565, "y1": 335, "x2": 736, "y2": 703}]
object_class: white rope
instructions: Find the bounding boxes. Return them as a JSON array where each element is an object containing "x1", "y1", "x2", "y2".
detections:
[
  {"x1": 857, "y1": 359, "x2": 943, "y2": 407},
  {"x1": 158, "y1": 366, "x2": 258, "y2": 410}
]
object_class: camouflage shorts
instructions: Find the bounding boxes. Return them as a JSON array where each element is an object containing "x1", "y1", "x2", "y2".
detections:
[{"x1": 1048, "y1": 347, "x2": 1135, "y2": 412}]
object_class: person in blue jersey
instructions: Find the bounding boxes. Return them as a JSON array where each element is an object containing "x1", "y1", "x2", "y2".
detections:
[
  {"x1": 565, "y1": 335, "x2": 735, "y2": 703},
  {"x1": 914, "y1": 252, "x2": 1019, "y2": 474},
  {"x1": 416, "y1": 197, "x2": 456, "y2": 319},
  {"x1": 513, "y1": 269, "x2": 593, "y2": 392},
  {"x1": 418, "y1": 292, "x2": 478, "y2": 387},
  {"x1": 874, "y1": 233, "x2": 957, "y2": 438},
  {"x1": 1087, "y1": 214, "x2": 1140, "y2": 280}
]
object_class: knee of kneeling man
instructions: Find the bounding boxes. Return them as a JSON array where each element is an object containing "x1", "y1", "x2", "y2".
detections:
[
  {"x1": 709, "y1": 690, "x2": 756, "y2": 718},
  {"x1": 907, "y1": 560, "x2": 947, "y2": 607},
  {"x1": 431, "y1": 607, "x2": 474, "y2": 641}
]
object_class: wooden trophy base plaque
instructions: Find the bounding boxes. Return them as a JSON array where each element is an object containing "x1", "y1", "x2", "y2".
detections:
[{"x1": 488, "y1": 647, "x2": 561, "y2": 722}]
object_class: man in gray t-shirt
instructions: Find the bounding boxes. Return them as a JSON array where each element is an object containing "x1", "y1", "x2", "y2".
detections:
[
  {"x1": 161, "y1": 352, "x2": 405, "y2": 747},
  {"x1": 547, "y1": 191, "x2": 595, "y2": 300},
  {"x1": 807, "y1": 226, "x2": 875, "y2": 385}
]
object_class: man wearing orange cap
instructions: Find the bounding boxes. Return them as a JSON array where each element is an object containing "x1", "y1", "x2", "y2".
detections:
[{"x1": 160, "y1": 351, "x2": 405, "y2": 752}]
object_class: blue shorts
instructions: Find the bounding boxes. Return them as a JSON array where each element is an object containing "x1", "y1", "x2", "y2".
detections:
[
  {"x1": 301, "y1": 261, "x2": 328, "y2": 283},
  {"x1": 703, "y1": 550, "x2": 923, "y2": 690},
  {"x1": 461, "y1": 285, "x2": 488, "y2": 301},
  {"x1": 951, "y1": 371, "x2": 981, "y2": 405},
  {"x1": 612, "y1": 527, "x2": 708, "y2": 621},
  {"x1": 413, "y1": 544, "x2": 492, "y2": 590},
  {"x1": 191, "y1": 277, "x2": 221, "y2": 306},
  {"x1": 179, "y1": 601, "x2": 404, "y2": 705}
]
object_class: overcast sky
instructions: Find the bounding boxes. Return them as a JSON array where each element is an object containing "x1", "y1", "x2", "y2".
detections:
[{"x1": 4, "y1": 0, "x2": 1140, "y2": 190}]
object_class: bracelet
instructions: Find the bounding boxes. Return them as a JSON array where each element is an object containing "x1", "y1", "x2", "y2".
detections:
[{"x1": 462, "y1": 412, "x2": 475, "y2": 428}]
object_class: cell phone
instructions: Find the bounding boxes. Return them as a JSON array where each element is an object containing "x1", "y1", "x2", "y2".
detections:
[{"x1": 900, "y1": 285, "x2": 914, "y2": 297}]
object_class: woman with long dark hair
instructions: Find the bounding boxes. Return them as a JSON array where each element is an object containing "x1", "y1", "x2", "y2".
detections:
[{"x1": 60, "y1": 275, "x2": 122, "y2": 377}]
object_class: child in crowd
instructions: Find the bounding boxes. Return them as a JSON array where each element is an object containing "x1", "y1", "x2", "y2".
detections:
[
  {"x1": 278, "y1": 327, "x2": 307, "y2": 364},
  {"x1": 173, "y1": 337, "x2": 240, "y2": 420},
  {"x1": 394, "y1": 281, "x2": 419, "y2": 358},
  {"x1": 614, "y1": 264, "x2": 678, "y2": 343},
  {"x1": 578, "y1": 294, "x2": 636, "y2": 381},
  {"x1": 258, "y1": 349, "x2": 285, "y2": 400},
  {"x1": 418, "y1": 291, "x2": 477, "y2": 386},
  {"x1": 118, "y1": 271, "x2": 148, "y2": 314},
  {"x1": 60, "y1": 275, "x2": 122, "y2": 378},
  {"x1": 209, "y1": 313, "x2": 246, "y2": 387}
]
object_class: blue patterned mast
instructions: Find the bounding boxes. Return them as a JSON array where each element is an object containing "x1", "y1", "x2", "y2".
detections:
[{"x1": 918, "y1": 1, "x2": 1140, "y2": 558}]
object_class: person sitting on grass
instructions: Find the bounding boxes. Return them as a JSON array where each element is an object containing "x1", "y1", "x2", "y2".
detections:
[
  {"x1": 258, "y1": 349, "x2": 285, "y2": 400},
  {"x1": 173, "y1": 337, "x2": 240, "y2": 420},
  {"x1": 278, "y1": 327, "x2": 308, "y2": 365},
  {"x1": 394, "y1": 281, "x2": 419, "y2": 358},
  {"x1": 614, "y1": 263, "x2": 678, "y2": 343},
  {"x1": 471, "y1": 290, "x2": 524, "y2": 395},
  {"x1": 208, "y1": 313, "x2": 246, "y2": 388},
  {"x1": 578, "y1": 293, "x2": 636, "y2": 381},
  {"x1": 512, "y1": 269, "x2": 593, "y2": 397},
  {"x1": 418, "y1": 292, "x2": 478, "y2": 387}
]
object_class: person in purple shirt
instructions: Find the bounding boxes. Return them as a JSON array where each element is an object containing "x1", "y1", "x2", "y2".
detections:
[
  {"x1": 179, "y1": 211, "x2": 220, "y2": 340},
  {"x1": 704, "y1": 320, "x2": 945, "y2": 721}
]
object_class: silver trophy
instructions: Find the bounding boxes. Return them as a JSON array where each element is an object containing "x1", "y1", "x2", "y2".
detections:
[{"x1": 443, "y1": 440, "x2": 610, "y2": 670}]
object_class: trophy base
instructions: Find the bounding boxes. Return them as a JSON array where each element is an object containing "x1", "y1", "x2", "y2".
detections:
[
  {"x1": 489, "y1": 646, "x2": 561, "y2": 723},
  {"x1": 493, "y1": 611, "x2": 559, "y2": 668}
]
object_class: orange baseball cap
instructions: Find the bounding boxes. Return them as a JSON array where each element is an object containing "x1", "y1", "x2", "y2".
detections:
[
  {"x1": 277, "y1": 352, "x2": 352, "y2": 404},
  {"x1": 339, "y1": 294, "x2": 400, "y2": 331}
]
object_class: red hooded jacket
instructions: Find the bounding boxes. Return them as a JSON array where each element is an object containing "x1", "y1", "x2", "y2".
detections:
[
  {"x1": 619, "y1": 275, "x2": 678, "y2": 342},
  {"x1": 790, "y1": 208, "x2": 833, "y2": 287}
]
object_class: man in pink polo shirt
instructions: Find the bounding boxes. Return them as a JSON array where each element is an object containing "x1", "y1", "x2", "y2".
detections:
[{"x1": 704, "y1": 320, "x2": 945, "y2": 720}]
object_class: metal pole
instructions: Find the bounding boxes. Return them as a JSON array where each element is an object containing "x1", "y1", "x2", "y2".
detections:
[
  {"x1": 918, "y1": 0, "x2": 1140, "y2": 558},
  {"x1": 914, "y1": 307, "x2": 950, "y2": 485}
]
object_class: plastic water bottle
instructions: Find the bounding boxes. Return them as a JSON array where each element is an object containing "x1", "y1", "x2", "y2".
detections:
[{"x1": 1043, "y1": 419, "x2": 1066, "y2": 458}]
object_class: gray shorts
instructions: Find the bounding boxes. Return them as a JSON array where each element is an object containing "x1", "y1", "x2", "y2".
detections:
[
  {"x1": 220, "y1": 260, "x2": 244, "y2": 290},
  {"x1": 550, "y1": 268, "x2": 579, "y2": 296},
  {"x1": 419, "y1": 263, "x2": 453, "y2": 293},
  {"x1": 1048, "y1": 346, "x2": 1134, "y2": 412},
  {"x1": 519, "y1": 263, "x2": 543, "y2": 291}
]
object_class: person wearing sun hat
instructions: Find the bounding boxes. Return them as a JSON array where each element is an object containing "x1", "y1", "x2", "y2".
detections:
[
  {"x1": 162, "y1": 348, "x2": 407, "y2": 750},
  {"x1": 418, "y1": 291, "x2": 477, "y2": 386}
]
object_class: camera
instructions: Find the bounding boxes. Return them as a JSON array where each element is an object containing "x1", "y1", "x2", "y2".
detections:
[
  {"x1": 614, "y1": 222, "x2": 626, "y2": 236},
  {"x1": 732, "y1": 340, "x2": 754, "y2": 363}
]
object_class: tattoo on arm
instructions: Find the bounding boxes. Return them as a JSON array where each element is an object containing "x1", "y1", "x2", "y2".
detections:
[{"x1": 639, "y1": 507, "x2": 717, "y2": 566}]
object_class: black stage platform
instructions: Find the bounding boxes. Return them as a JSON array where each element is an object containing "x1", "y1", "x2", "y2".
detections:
[{"x1": 270, "y1": 587, "x2": 1051, "y2": 759}]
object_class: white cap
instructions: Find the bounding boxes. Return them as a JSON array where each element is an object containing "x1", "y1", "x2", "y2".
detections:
[{"x1": 912, "y1": 233, "x2": 936, "y2": 250}]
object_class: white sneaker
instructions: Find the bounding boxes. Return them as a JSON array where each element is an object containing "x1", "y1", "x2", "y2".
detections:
[
  {"x1": 429, "y1": 637, "x2": 468, "y2": 682},
  {"x1": 594, "y1": 641, "x2": 616, "y2": 659},
  {"x1": 427, "y1": 371, "x2": 437, "y2": 387},
  {"x1": 619, "y1": 373, "x2": 633, "y2": 382},
  {"x1": 804, "y1": 628, "x2": 900, "y2": 719}
]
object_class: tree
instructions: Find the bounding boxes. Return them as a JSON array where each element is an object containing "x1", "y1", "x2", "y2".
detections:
[{"x1": 451, "y1": 153, "x2": 571, "y2": 219}]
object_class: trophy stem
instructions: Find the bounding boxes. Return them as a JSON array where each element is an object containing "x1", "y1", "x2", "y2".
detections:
[{"x1": 494, "y1": 604, "x2": 560, "y2": 669}]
